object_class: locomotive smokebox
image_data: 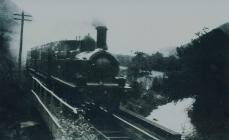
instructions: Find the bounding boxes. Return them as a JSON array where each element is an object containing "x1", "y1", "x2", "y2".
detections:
[{"x1": 96, "y1": 26, "x2": 108, "y2": 50}]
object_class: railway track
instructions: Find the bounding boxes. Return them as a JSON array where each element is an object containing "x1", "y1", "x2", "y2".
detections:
[
  {"x1": 83, "y1": 105, "x2": 135, "y2": 140},
  {"x1": 29, "y1": 72, "x2": 181, "y2": 140},
  {"x1": 115, "y1": 107, "x2": 181, "y2": 140},
  {"x1": 83, "y1": 103, "x2": 181, "y2": 140}
]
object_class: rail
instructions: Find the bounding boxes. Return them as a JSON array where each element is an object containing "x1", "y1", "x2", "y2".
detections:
[
  {"x1": 31, "y1": 90, "x2": 62, "y2": 129},
  {"x1": 112, "y1": 114, "x2": 160, "y2": 140},
  {"x1": 117, "y1": 106, "x2": 181, "y2": 140},
  {"x1": 32, "y1": 76, "x2": 79, "y2": 114},
  {"x1": 31, "y1": 75, "x2": 107, "y2": 139}
]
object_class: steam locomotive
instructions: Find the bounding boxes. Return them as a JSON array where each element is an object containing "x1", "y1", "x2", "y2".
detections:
[{"x1": 26, "y1": 26, "x2": 128, "y2": 111}]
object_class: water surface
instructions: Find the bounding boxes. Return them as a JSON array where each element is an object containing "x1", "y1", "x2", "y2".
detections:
[{"x1": 146, "y1": 98, "x2": 195, "y2": 136}]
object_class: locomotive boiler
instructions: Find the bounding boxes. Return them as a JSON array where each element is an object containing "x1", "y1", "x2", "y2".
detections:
[{"x1": 26, "y1": 26, "x2": 128, "y2": 111}]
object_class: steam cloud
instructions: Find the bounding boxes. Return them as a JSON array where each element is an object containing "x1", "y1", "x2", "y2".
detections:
[
  {"x1": 0, "y1": 0, "x2": 20, "y2": 83},
  {"x1": 92, "y1": 19, "x2": 106, "y2": 27}
]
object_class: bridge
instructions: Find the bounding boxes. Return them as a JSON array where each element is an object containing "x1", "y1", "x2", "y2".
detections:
[{"x1": 29, "y1": 70, "x2": 181, "y2": 140}]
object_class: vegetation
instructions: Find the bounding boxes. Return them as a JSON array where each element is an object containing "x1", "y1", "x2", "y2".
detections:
[
  {"x1": 114, "y1": 54, "x2": 132, "y2": 67},
  {"x1": 126, "y1": 27, "x2": 229, "y2": 114},
  {"x1": 127, "y1": 51, "x2": 179, "y2": 80},
  {"x1": 124, "y1": 26, "x2": 229, "y2": 139},
  {"x1": 162, "y1": 27, "x2": 229, "y2": 109},
  {"x1": 159, "y1": 27, "x2": 229, "y2": 139},
  {"x1": 122, "y1": 51, "x2": 178, "y2": 116}
]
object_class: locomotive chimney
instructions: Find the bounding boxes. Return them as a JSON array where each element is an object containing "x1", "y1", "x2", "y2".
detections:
[{"x1": 96, "y1": 26, "x2": 108, "y2": 50}]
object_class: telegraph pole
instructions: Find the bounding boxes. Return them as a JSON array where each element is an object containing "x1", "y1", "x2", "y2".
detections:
[{"x1": 14, "y1": 11, "x2": 32, "y2": 78}]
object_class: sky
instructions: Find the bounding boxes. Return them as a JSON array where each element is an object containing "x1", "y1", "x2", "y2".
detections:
[{"x1": 11, "y1": 0, "x2": 229, "y2": 55}]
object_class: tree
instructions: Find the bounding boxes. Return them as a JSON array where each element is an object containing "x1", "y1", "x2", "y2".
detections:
[
  {"x1": 152, "y1": 77, "x2": 162, "y2": 92},
  {"x1": 149, "y1": 52, "x2": 164, "y2": 71},
  {"x1": 162, "y1": 27, "x2": 229, "y2": 132},
  {"x1": 127, "y1": 52, "x2": 150, "y2": 80}
]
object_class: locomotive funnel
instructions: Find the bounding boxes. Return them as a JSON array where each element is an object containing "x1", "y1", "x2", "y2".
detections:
[{"x1": 96, "y1": 26, "x2": 108, "y2": 50}]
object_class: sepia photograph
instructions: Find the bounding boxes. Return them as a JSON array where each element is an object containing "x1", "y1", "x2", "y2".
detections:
[{"x1": 0, "y1": 0, "x2": 229, "y2": 140}]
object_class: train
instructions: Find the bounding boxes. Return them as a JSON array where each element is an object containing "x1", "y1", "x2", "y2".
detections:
[{"x1": 26, "y1": 26, "x2": 128, "y2": 111}]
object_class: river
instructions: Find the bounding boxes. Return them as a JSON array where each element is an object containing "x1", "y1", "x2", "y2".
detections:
[{"x1": 146, "y1": 98, "x2": 195, "y2": 137}]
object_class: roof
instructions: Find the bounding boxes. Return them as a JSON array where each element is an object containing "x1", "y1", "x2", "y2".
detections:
[{"x1": 31, "y1": 40, "x2": 79, "y2": 50}]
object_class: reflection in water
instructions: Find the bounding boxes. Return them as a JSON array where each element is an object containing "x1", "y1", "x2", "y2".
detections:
[{"x1": 146, "y1": 98, "x2": 195, "y2": 136}]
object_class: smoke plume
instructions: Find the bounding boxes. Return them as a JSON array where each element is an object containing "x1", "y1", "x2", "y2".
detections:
[
  {"x1": 0, "y1": 0, "x2": 20, "y2": 84},
  {"x1": 92, "y1": 19, "x2": 106, "y2": 27}
]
